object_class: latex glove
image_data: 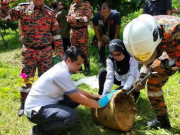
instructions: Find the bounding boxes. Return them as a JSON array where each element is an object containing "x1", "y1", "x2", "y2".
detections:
[{"x1": 98, "y1": 90, "x2": 118, "y2": 108}]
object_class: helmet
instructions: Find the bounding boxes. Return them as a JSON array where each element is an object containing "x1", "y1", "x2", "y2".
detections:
[{"x1": 123, "y1": 14, "x2": 162, "y2": 62}]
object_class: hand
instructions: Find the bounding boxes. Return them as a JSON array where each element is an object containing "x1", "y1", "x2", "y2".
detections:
[
  {"x1": 97, "y1": 41, "x2": 103, "y2": 48},
  {"x1": 133, "y1": 79, "x2": 145, "y2": 91},
  {"x1": 67, "y1": 16, "x2": 76, "y2": 24},
  {"x1": 98, "y1": 90, "x2": 118, "y2": 108}
]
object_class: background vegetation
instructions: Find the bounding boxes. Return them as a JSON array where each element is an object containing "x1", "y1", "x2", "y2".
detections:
[{"x1": 0, "y1": 0, "x2": 180, "y2": 135}]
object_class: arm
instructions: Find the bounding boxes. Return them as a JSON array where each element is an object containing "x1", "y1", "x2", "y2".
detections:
[
  {"x1": 67, "y1": 90, "x2": 101, "y2": 108},
  {"x1": 123, "y1": 57, "x2": 139, "y2": 90},
  {"x1": 0, "y1": 0, "x2": 21, "y2": 21},
  {"x1": 103, "y1": 59, "x2": 115, "y2": 95},
  {"x1": 51, "y1": 14, "x2": 64, "y2": 58},
  {"x1": 93, "y1": 25, "x2": 103, "y2": 48},
  {"x1": 166, "y1": 0, "x2": 172, "y2": 15},
  {"x1": 77, "y1": 2, "x2": 92, "y2": 23},
  {"x1": 114, "y1": 25, "x2": 120, "y2": 39},
  {"x1": 113, "y1": 12, "x2": 121, "y2": 39}
]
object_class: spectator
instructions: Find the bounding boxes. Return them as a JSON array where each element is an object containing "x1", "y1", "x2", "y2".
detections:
[
  {"x1": 56, "y1": 2, "x2": 71, "y2": 52},
  {"x1": 98, "y1": 39, "x2": 140, "y2": 102},
  {"x1": 93, "y1": 2, "x2": 121, "y2": 67},
  {"x1": 123, "y1": 14, "x2": 180, "y2": 129},
  {"x1": 67, "y1": 0, "x2": 92, "y2": 75},
  {"x1": 24, "y1": 46, "x2": 113, "y2": 134},
  {"x1": 51, "y1": 0, "x2": 59, "y2": 14},
  {"x1": 0, "y1": 0, "x2": 63, "y2": 117},
  {"x1": 143, "y1": 0, "x2": 172, "y2": 15}
]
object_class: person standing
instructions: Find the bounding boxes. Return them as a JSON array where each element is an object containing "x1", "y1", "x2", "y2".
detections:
[
  {"x1": 143, "y1": 0, "x2": 172, "y2": 15},
  {"x1": 67, "y1": 0, "x2": 92, "y2": 75},
  {"x1": 92, "y1": 2, "x2": 121, "y2": 67},
  {"x1": 0, "y1": 0, "x2": 63, "y2": 117},
  {"x1": 123, "y1": 14, "x2": 180, "y2": 129},
  {"x1": 56, "y1": 2, "x2": 71, "y2": 52},
  {"x1": 24, "y1": 46, "x2": 115, "y2": 134}
]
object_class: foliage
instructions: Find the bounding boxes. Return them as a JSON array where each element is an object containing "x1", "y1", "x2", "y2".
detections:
[{"x1": 0, "y1": 23, "x2": 180, "y2": 135}]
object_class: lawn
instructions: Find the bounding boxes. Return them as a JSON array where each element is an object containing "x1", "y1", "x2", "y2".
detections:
[{"x1": 0, "y1": 26, "x2": 180, "y2": 135}]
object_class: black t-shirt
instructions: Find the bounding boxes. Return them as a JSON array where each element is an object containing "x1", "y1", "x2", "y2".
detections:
[
  {"x1": 92, "y1": 10, "x2": 121, "y2": 40},
  {"x1": 143, "y1": 0, "x2": 172, "y2": 15}
]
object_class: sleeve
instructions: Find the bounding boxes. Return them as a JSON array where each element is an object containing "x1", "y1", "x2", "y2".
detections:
[
  {"x1": 78, "y1": 2, "x2": 92, "y2": 23},
  {"x1": 51, "y1": 13, "x2": 64, "y2": 57},
  {"x1": 114, "y1": 12, "x2": 121, "y2": 25},
  {"x1": 123, "y1": 57, "x2": 139, "y2": 90},
  {"x1": 166, "y1": 0, "x2": 172, "y2": 10},
  {"x1": 53, "y1": 71, "x2": 77, "y2": 95},
  {"x1": 103, "y1": 59, "x2": 115, "y2": 95},
  {"x1": 0, "y1": 0, "x2": 21, "y2": 21}
]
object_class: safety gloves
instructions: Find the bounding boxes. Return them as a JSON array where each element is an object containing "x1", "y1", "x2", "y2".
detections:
[{"x1": 98, "y1": 90, "x2": 119, "y2": 108}]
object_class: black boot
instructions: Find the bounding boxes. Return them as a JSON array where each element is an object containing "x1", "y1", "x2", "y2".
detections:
[
  {"x1": 18, "y1": 92, "x2": 28, "y2": 117},
  {"x1": 146, "y1": 113, "x2": 171, "y2": 129}
]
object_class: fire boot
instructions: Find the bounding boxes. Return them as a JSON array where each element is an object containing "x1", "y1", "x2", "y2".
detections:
[
  {"x1": 146, "y1": 113, "x2": 171, "y2": 129},
  {"x1": 18, "y1": 87, "x2": 30, "y2": 117}
]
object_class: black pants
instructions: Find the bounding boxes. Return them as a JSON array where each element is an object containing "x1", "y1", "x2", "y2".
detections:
[
  {"x1": 62, "y1": 38, "x2": 71, "y2": 52},
  {"x1": 99, "y1": 46, "x2": 106, "y2": 66},
  {"x1": 98, "y1": 69, "x2": 121, "y2": 95}
]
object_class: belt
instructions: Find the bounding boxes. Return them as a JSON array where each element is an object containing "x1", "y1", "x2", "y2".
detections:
[
  {"x1": 23, "y1": 44, "x2": 51, "y2": 50},
  {"x1": 72, "y1": 26, "x2": 87, "y2": 30}
]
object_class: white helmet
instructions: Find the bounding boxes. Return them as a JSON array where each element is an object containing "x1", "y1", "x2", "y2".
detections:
[{"x1": 123, "y1": 14, "x2": 162, "y2": 62}]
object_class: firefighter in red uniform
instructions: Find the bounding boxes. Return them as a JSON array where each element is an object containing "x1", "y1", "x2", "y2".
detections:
[
  {"x1": 67, "y1": 0, "x2": 92, "y2": 75},
  {"x1": 0, "y1": 0, "x2": 63, "y2": 116},
  {"x1": 123, "y1": 14, "x2": 180, "y2": 129}
]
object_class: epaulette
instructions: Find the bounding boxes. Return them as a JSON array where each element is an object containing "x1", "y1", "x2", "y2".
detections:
[
  {"x1": 44, "y1": 5, "x2": 53, "y2": 11},
  {"x1": 18, "y1": 2, "x2": 30, "y2": 6}
]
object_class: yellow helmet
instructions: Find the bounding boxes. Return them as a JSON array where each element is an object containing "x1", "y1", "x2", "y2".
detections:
[{"x1": 123, "y1": 14, "x2": 162, "y2": 62}]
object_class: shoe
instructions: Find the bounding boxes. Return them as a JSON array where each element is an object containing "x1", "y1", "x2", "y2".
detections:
[
  {"x1": 18, "y1": 103, "x2": 24, "y2": 117},
  {"x1": 145, "y1": 114, "x2": 171, "y2": 130},
  {"x1": 30, "y1": 126, "x2": 42, "y2": 135}
]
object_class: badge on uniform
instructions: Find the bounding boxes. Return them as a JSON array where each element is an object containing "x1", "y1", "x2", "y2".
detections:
[{"x1": 98, "y1": 20, "x2": 104, "y2": 26}]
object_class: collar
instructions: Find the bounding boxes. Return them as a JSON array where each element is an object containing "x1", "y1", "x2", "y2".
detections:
[
  {"x1": 30, "y1": 2, "x2": 45, "y2": 11},
  {"x1": 61, "y1": 61, "x2": 69, "y2": 73}
]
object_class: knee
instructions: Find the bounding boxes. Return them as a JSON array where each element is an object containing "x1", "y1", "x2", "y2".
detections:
[{"x1": 64, "y1": 110, "x2": 77, "y2": 126}]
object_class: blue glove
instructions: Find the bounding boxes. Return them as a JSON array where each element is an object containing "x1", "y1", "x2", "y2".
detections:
[{"x1": 98, "y1": 90, "x2": 118, "y2": 108}]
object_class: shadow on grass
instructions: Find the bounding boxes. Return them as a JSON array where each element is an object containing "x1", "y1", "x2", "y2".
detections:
[{"x1": 58, "y1": 107, "x2": 128, "y2": 135}]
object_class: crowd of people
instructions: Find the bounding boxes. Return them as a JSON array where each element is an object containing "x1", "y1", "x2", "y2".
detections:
[{"x1": 0, "y1": 0, "x2": 180, "y2": 134}]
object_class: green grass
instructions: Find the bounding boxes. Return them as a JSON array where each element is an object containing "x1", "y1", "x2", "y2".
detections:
[{"x1": 0, "y1": 27, "x2": 180, "y2": 135}]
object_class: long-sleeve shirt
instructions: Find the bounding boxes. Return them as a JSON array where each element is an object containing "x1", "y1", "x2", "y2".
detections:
[
  {"x1": 68, "y1": 1, "x2": 92, "y2": 27},
  {"x1": 103, "y1": 57, "x2": 140, "y2": 95},
  {"x1": 0, "y1": 1, "x2": 63, "y2": 54}
]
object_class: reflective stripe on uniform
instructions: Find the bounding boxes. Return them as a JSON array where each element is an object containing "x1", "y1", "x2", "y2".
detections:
[
  {"x1": 148, "y1": 91, "x2": 163, "y2": 97},
  {"x1": 83, "y1": 16, "x2": 88, "y2": 22},
  {"x1": 19, "y1": 87, "x2": 31, "y2": 93},
  {"x1": 53, "y1": 35, "x2": 61, "y2": 40}
]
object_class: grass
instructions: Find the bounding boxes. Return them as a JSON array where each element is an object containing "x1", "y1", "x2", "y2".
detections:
[{"x1": 0, "y1": 27, "x2": 180, "y2": 135}]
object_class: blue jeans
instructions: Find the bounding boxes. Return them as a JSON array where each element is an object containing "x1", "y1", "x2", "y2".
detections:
[{"x1": 27, "y1": 95, "x2": 79, "y2": 134}]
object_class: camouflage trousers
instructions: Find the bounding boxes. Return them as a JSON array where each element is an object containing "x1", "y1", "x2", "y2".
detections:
[
  {"x1": 21, "y1": 44, "x2": 53, "y2": 89},
  {"x1": 70, "y1": 28, "x2": 89, "y2": 64},
  {"x1": 147, "y1": 68, "x2": 176, "y2": 116}
]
